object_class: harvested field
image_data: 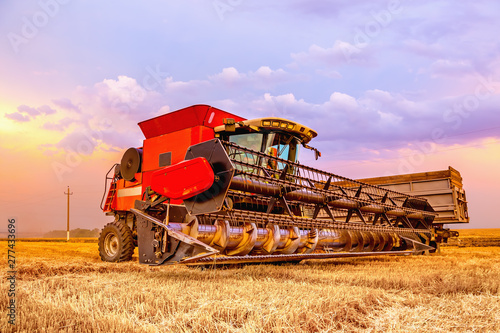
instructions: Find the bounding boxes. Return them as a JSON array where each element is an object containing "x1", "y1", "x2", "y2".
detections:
[
  {"x1": 1, "y1": 231, "x2": 499, "y2": 332},
  {"x1": 445, "y1": 228, "x2": 500, "y2": 247}
]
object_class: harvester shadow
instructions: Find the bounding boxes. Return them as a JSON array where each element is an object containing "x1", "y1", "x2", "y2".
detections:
[{"x1": 186, "y1": 255, "x2": 403, "y2": 271}]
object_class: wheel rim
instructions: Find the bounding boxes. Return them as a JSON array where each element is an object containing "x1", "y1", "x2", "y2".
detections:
[{"x1": 104, "y1": 233, "x2": 119, "y2": 257}]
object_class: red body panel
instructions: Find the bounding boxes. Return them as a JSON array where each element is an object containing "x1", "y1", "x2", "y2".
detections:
[
  {"x1": 151, "y1": 157, "x2": 214, "y2": 200},
  {"x1": 142, "y1": 125, "x2": 215, "y2": 172},
  {"x1": 104, "y1": 105, "x2": 246, "y2": 213},
  {"x1": 104, "y1": 174, "x2": 144, "y2": 213},
  {"x1": 138, "y1": 104, "x2": 245, "y2": 139},
  {"x1": 114, "y1": 177, "x2": 143, "y2": 211},
  {"x1": 142, "y1": 127, "x2": 193, "y2": 172}
]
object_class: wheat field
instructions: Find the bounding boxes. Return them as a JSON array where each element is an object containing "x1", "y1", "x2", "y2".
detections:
[{"x1": 1, "y1": 231, "x2": 499, "y2": 332}]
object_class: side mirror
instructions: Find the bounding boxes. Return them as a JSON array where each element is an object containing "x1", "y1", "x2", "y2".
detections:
[
  {"x1": 314, "y1": 149, "x2": 321, "y2": 160},
  {"x1": 303, "y1": 143, "x2": 322, "y2": 160}
]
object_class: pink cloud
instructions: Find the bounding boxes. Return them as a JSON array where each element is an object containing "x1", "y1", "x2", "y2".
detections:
[
  {"x1": 52, "y1": 98, "x2": 80, "y2": 113},
  {"x1": 5, "y1": 112, "x2": 30, "y2": 122},
  {"x1": 42, "y1": 117, "x2": 75, "y2": 131},
  {"x1": 290, "y1": 41, "x2": 372, "y2": 67},
  {"x1": 17, "y1": 105, "x2": 40, "y2": 116}
]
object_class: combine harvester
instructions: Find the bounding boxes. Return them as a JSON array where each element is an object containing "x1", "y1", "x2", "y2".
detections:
[{"x1": 99, "y1": 105, "x2": 468, "y2": 265}]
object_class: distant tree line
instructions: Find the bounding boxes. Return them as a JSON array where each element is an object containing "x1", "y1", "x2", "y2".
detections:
[{"x1": 44, "y1": 228, "x2": 100, "y2": 238}]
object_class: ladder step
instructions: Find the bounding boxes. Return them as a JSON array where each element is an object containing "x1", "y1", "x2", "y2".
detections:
[{"x1": 104, "y1": 182, "x2": 118, "y2": 210}]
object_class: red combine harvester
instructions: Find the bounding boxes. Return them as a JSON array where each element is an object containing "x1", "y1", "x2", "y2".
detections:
[{"x1": 99, "y1": 105, "x2": 465, "y2": 265}]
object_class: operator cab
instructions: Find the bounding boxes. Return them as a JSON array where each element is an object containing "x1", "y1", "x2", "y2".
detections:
[
  {"x1": 214, "y1": 117, "x2": 319, "y2": 173},
  {"x1": 214, "y1": 117, "x2": 318, "y2": 214}
]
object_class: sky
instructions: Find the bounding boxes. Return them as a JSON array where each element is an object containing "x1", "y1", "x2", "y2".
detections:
[{"x1": 0, "y1": 0, "x2": 499, "y2": 234}]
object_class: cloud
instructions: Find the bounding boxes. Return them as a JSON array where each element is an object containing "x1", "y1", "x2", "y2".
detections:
[
  {"x1": 42, "y1": 117, "x2": 75, "y2": 131},
  {"x1": 290, "y1": 41, "x2": 372, "y2": 67},
  {"x1": 252, "y1": 66, "x2": 291, "y2": 88},
  {"x1": 210, "y1": 67, "x2": 245, "y2": 84},
  {"x1": 236, "y1": 86, "x2": 500, "y2": 158},
  {"x1": 402, "y1": 39, "x2": 443, "y2": 59},
  {"x1": 328, "y1": 92, "x2": 358, "y2": 110},
  {"x1": 428, "y1": 59, "x2": 474, "y2": 78},
  {"x1": 37, "y1": 105, "x2": 56, "y2": 115},
  {"x1": 32, "y1": 61, "x2": 500, "y2": 161},
  {"x1": 39, "y1": 76, "x2": 165, "y2": 155},
  {"x1": 17, "y1": 105, "x2": 40, "y2": 116},
  {"x1": 6, "y1": 104, "x2": 58, "y2": 123},
  {"x1": 74, "y1": 75, "x2": 164, "y2": 122},
  {"x1": 5, "y1": 112, "x2": 30, "y2": 122},
  {"x1": 18, "y1": 104, "x2": 56, "y2": 116},
  {"x1": 99, "y1": 76, "x2": 148, "y2": 106},
  {"x1": 55, "y1": 132, "x2": 98, "y2": 156},
  {"x1": 163, "y1": 77, "x2": 211, "y2": 96},
  {"x1": 290, "y1": 0, "x2": 345, "y2": 18},
  {"x1": 248, "y1": 92, "x2": 310, "y2": 119},
  {"x1": 209, "y1": 66, "x2": 293, "y2": 89},
  {"x1": 53, "y1": 98, "x2": 80, "y2": 112},
  {"x1": 315, "y1": 69, "x2": 342, "y2": 79},
  {"x1": 31, "y1": 69, "x2": 301, "y2": 155}
]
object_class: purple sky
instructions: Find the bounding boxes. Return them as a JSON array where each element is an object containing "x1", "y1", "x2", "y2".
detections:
[{"x1": 1, "y1": 1, "x2": 499, "y2": 233}]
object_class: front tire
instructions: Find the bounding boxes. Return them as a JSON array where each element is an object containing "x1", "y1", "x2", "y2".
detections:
[{"x1": 98, "y1": 221, "x2": 135, "y2": 262}]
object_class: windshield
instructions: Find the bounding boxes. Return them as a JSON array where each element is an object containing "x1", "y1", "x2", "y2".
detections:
[
  {"x1": 264, "y1": 133, "x2": 298, "y2": 161},
  {"x1": 229, "y1": 133, "x2": 264, "y2": 170},
  {"x1": 229, "y1": 132, "x2": 300, "y2": 173},
  {"x1": 229, "y1": 133, "x2": 263, "y2": 152}
]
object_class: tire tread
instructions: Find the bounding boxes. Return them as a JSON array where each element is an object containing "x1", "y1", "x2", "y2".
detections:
[{"x1": 98, "y1": 221, "x2": 134, "y2": 262}]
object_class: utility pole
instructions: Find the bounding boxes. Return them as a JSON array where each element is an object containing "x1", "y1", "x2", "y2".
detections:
[{"x1": 64, "y1": 186, "x2": 73, "y2": 241}]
